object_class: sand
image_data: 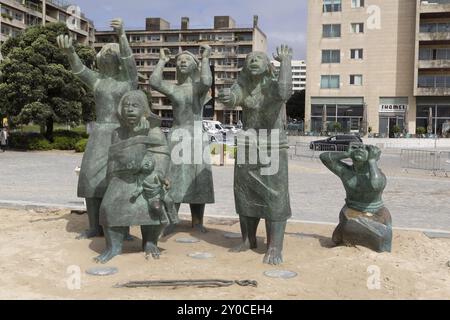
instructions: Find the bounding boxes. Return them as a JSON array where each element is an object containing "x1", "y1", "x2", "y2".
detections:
[{"x1": 0, "y1": 208, "x2": 449, "y2": 300}]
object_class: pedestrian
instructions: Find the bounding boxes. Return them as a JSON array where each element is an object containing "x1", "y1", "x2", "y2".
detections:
[{"x1": 0, "y1": 128, "x2": 8, "y2": 152}]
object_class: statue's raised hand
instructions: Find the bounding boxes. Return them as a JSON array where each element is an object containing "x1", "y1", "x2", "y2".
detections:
[
  {"x1": 217, "y1": 88, "x2": 233, "y2": 105},
  {"x1": 110, "y1": 18, "x2": 124, "y2": 35},
  {"x1": 159, "y1": 48, "x2": 171, "y2": 64},
  {"x1": 273, "y1": 44, "x2": 293, "y2": 62},
  {"x1": 56, "y1": 35, "x2": 74, "y2": 55},
  {"x1": 200, "y1": 44, "x2": 212, "y2": 59},
  {"x1": 367, "y1": 145, "x2": 381, "y2": 161}
]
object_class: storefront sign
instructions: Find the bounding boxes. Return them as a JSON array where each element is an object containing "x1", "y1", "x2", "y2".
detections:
[{"x1": 379, "y1": 104, "x2": 407, "y2": 113}]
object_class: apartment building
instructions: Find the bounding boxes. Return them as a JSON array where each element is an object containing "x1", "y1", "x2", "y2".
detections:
[
  {"x1": 414, "y1": 0, "x2": 450, "y2": 136},
  {"x1": 272, "y1": 60, "x2": 307, "y2": 92},
  {"x1": 94, "y1": 16, "x2": 268, "y2": 124},
  {"x1": 0, "y1": 0, "x2": 95, "y2": 46},
  {"x1": 306, "y1": 0, "x2": 450, "y2": 137}
]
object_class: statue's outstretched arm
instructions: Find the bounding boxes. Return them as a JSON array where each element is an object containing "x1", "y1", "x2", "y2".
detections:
[
  {"x1": 149, "y1": 48, "x2": 175, "y2": 97},
  {"x1": 111, "y1": 19, "x2": 138, "y2": 89},
  {"x1": 57, "y1": 35, "x2": 99, "y2": 90},
  {"x1": 199, "y1": 44, "x2": 213, "y2": 92},
  {"x1": 319, "y1": 151, "x2": 351, "y2": 177},
  {"x1": 217, "y1": 83, "x2": 243, "y2": 108},
  {"x1": 273, "y1": 45, "x2": 293, "y2": 101}
]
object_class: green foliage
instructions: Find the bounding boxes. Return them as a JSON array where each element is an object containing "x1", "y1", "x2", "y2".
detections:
[
  {"x1": 9, "y1": 129, "x2": 87, "y2": 151},
  {"x1": 286, "y1": 90, "x2": 305, "y2": 121},
  {"x1": 329, "y1": 122, "x2": 343, "y2": 132},
  {"x1": 0, "y1": 22, "x2": 96, "y2": 136},
  {"x1": 392, "y1": 125, "x2": 402, "y2": 134},
  {"x1": 9, "y1": 132, "x2": 51, "y2": 150},
  {"x1": 52, "y1": 136, "x2": 79, "y2": 150},
  {"x1": 416, "y1": 127, "x2": 426, "y2": 135},
  {"x1": 75, "y1": 138, "x2": 88, "y2": 153},
  {"x1": 29, "y1": 138, "x2": 53, "y2": 151}
]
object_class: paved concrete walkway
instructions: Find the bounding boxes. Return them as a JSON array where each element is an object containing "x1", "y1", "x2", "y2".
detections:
[{"x1": 1, "y1": 150, "x2": 449, "y2": 230}]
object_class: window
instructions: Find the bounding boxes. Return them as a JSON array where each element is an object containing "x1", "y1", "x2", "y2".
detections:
[
  {"x1": 165, "y1": 35, "x2": 179, "y2": 42},
  {"x1": 322, "y1": 50, "x2": 340, "y2": 63},
  {"x1": 419, "y1": 48, "x2": 450, "y2": 60},
  {"x1": 351, "y1": 0, "x2": 364, "y2": 8},
  {"x1": 321, "y1": 75, "x2": 340, "y2": 89},
  {"x1": 351, "y1": 23, "x2": 364, "y2": 34},
  {"x1": 323, "y1": 24, "x2": 341, "y2": 38},
  {"x1": 147, "y1": 35, "x2": 161, "y2": 42},
  {"x1": 350, "y1": 49, "x2": 364, "y2": 59},
  {"x1": 418, "y1": 75, "x2": 450, "y2": 88},
  {"x1": 323, "y1": 0, "x2": 342, "y2": 12},
  {"x1": 350, "y1": 75, "x2": 363, "y2": 86}
]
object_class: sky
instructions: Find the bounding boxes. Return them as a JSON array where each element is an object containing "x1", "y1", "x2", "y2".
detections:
[{"x1": 73, "y1": 0, "x2": 308, "y2": 59}]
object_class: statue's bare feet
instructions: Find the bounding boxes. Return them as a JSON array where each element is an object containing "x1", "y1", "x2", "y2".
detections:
[
  {"x1": 162, "y1": 224, "x2": 176, "y2": 237},
  {"x1": 124, "y1": 232, "x2": 134, "y2": 241},
  {"x1": 193, "y1": 223, "x2": 208, "y2": 234},
  {"x1": 230, "y1": 239, "x2": 255, "y2": 253},
  {"x1": 144, "y1": 242, "x2": 161, "y2": 260},
  {"x1": 94, "y1": 248, "x2": 121, "y2": 264},
  {"x1": 76, "y1": 228, "x2": 103, "y2": 240},
  {"x1": 263, "y1": 247, "x2": 283, "y2": 265}
]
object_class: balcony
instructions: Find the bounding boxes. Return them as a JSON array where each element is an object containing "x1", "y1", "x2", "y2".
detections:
[
  {"x1": 418, "y1": 59, "x2": 450, "y2": 69},
  {"x1": 0, "y1": 17, "x2": 26, "y2": 30},
  {"x1": 420, "y1": 1, "x2": 450, "y2": 15},
  {"x1": 419, "y1": 32, "x2": 450, "y2": 42},
  {"x1": 416, "y1": 87, "x2": 450, "y2": 95}
]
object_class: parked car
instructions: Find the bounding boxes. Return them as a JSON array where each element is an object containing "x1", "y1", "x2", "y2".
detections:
[
  {"x1": 223, "y1": 124, "x2": 240, "y2": 134},
  {"x1": 309, "y1": 135, "x2": 362, "y2": 151},
  {"x1": 203, "y1": 120, "x2": 227, "y2": 134}
]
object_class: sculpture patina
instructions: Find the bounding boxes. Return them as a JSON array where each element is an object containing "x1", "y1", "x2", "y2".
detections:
[
  {"x1": 95, "y1": 90, "x2": 177, "y2": 263},
  {"x1": 319, "y1": 143, "x2": 392, "y2": 252},
  {"x1": 149, "y1": 45, "x2": 215, "y2": 233},
  {"x1": 57, "y1": 19, "x2": 138, "y2": 239},
  {"x1": 218, "y1": 46, "x2": 293, "y2": 265}
]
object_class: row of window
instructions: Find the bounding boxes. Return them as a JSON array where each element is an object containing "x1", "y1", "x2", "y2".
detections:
[
  {"x1": 322, "y1": 49, "x2": 363, "y2": 63},
  {"x1": 127, "y1": 33, "x2": 253, "y2": 43},
  {"x1": 323, "y1": 23, "x2": 364, "y2": 38},
  {"x1": 419, "y1": 48, "x2": 450, "y2": 61},
  {"x1": 131, "y1": 46, "x2": 252, "y2": 55},
  {"x1": 420, "y1": 23, "x2": 450, "y2": 33},
  {"x1": 320, "y1": 75, "x2": 363, "y2": 88},
  {"x1": 418, "y1": 75, "x2": 450, "y2": 89},
  {"x1": 323, "y1": 0, "x2": 365, "y2": 13}
]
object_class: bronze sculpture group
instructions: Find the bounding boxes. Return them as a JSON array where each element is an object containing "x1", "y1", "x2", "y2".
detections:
[{"x1": 57, "y1": 19, "x2": 392, "y2": 265}]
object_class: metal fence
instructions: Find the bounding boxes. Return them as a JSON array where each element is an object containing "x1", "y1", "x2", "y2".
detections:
[
  {"x1": 439, "y1": 151, "x2": 450, "y2": 176},
  {"x1": 401, "y1": 149, "x2": 450, "y2": 176}
]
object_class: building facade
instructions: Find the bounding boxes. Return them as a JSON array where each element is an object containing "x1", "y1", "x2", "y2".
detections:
[
  {"x1": 306, "y1": 0, "x2": 450, "y2": 137},
  {"x1": 0, "y1": 0, "x2": 95, "y2": 46},
  {"x1": 272, "y1": 60, "x2": 307, "y2": 92},
  {"x1": 94, "y1": 16, "x2": 268, "y2": 125},
  {"x1": 414, "y1": 0, "x2": 450, "y2": 136}
]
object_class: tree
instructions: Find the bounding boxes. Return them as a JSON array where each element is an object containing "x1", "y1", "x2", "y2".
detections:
[
  {"x1": 0, "y1": 22, "x2": 96, "y2": 139},
  {"x1": 286, "y1": 89, "x2": 305, "y2": 121}
]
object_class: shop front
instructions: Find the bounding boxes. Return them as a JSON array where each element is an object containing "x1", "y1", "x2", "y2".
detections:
[
  {"x1": 310, "y1": 97, "x2": 364, "y2": 134},
  {"x1": 378, "y1": 97, "x2": 408, "y2": 138},
  {"x1": 416, "y1": 97, "x2": 450, "y2": 136}
]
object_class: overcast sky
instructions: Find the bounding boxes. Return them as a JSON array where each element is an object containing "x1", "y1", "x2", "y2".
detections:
[{"x1": 73, "y1": 0, "x2": 308, "y2": 59}]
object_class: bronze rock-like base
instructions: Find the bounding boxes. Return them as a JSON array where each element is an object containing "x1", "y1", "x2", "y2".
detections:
[{"x1": 332, "y1": 206, "x2": 392, "y2": 253}]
